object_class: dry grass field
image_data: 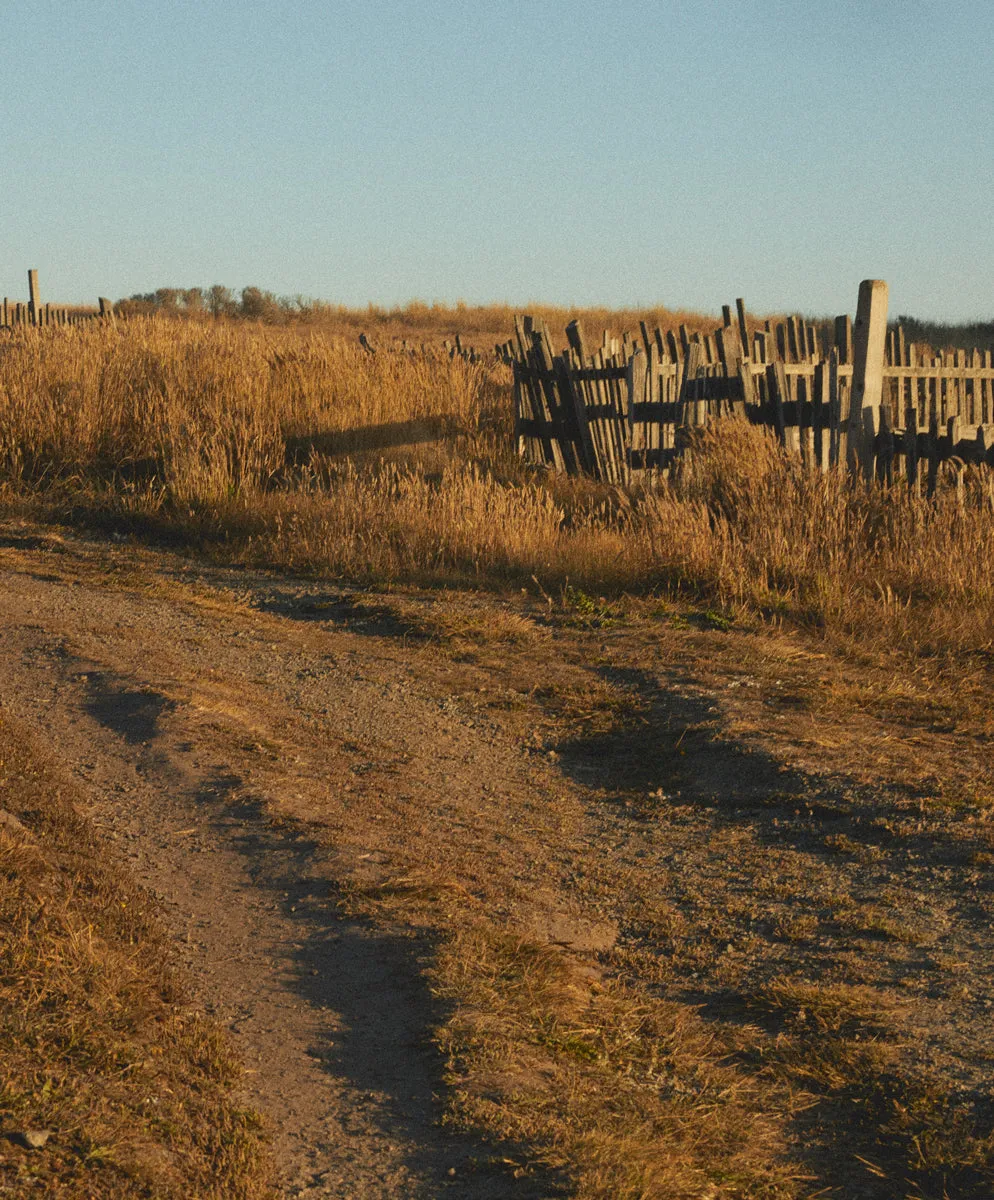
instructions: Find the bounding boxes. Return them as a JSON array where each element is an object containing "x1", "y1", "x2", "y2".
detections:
[
  {"x1": 1, "y1": 314, "x2": 993, "y2": 1197},
  {"x1": 1, "y1": 315, "x2": 993, "y2": 654},
  {"x1": 116, "y1": 292, "x2": 729, "y2": 352}
]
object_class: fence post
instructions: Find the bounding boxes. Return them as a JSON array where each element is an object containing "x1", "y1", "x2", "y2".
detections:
[
  {"x1": 847, "y1": 279, "x2": 888, "y2": 478},
  {"x1": 27, "y1": 269, "x2": 40, "y2": 326}
]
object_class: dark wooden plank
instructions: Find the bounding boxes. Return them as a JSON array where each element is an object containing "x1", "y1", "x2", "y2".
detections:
[
  {"x1": 767, "y1": 362, "x2": 787, "y2": 446},
  {"x1": 534, "y1": 322, "x2": 573, "y2": 474},
  {"x1": 639, "y1": 320, "x2": 653, "y2": 358},
  {"x1": 565, "y1": 319, "x2": 589, "y2": 367},
  {"x1": 876, "y1": 404, "x2": 895, "y2": 485},
  {"x1": 834, "y1": 314, "x2": 853, "y2": 365},
  {"x1": 813, "y1": 361, "x2": 828, "y2": 470},
  {"x1": 831, "y1": 349, "x2": 846, "y2": 468},
  {"x1": 903, "y1": 403, "x2": 919, "y2": 493},
  {"x1": 555, "y1": 355, "x2": 596, "y2": 474},
  {"x1": 736, "y1": 298, "x2": 750, "y2": 357}
]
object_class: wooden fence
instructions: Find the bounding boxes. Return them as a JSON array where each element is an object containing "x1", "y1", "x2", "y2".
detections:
[
  {"x1": 1, "y1": 269, "x2": 114, "y2": 330},
  {"x1": 512, "y1": 280, "x2": 994, "y2": 491}
]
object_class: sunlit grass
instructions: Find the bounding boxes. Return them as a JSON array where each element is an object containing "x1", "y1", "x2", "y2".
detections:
[{"x1": 1, "y1": 316, "x2": 993, "y2": 661}]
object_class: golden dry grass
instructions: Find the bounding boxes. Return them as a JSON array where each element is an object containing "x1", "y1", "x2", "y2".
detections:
[
  {"x1": 116, "y1": 296, "x2": 732, "y2": 350},
  {"x1": 1, "y1": 317, "x2": 993, "y2": 664}
]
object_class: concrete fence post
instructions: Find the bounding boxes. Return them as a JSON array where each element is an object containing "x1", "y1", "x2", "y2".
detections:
[{"x1": 847, "y1": 279, "x2": 889, "y2": 478}]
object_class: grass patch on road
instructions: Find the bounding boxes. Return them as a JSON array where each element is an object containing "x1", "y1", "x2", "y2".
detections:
[{"x1": 431, "y1": 920, "x2": 802, "y2": 1199}]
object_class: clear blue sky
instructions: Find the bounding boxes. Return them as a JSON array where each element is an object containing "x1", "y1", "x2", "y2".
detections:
[{"x1": 1, "y1": 0, "x2": 991, "y2": 320}]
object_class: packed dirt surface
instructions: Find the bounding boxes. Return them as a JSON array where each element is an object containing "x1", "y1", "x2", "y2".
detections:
[{"x1": 1, "y1": 521, "x2": 993, "y2": 1197}]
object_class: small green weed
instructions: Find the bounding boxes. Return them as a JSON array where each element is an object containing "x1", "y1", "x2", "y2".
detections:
[{"x1": 560, "y1": 584, "x2": 621, "y2": 628}]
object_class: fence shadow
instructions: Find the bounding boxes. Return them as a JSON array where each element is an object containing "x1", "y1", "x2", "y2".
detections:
[{"x1": 285, "y1": 415, "x2": 460, "y2": 464}]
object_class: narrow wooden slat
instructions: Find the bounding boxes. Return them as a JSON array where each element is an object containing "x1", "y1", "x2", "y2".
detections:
[
  {"x1": 639, "y1": 320, "x2": 653, "y2": 357},
  {"x1": 534, "y1": 323, "x2": 572, "y2": 474},
  {"x1": 565, "y1": 319, "x2": 589, "y2": 366},
  {"x1": 767, "y1": 362, "x2": 787, "y2": 446},
  {"x1": 876, "y1": 404, "x2": 895, "y2": 485},
  {"x1": 736, "y1": 298, "x2": 750, "y2": 357},
  {"x1": 734, "y1": 361, "x2": 752, "y2": 419},
  {"x1": 598, "y1": 347, "x2": 625, "y2": 483},
  {"x1": 607, "y1": 346, "x2": 630, "y2": 483},
  {"x1": 904, "y1": 403, "x2": 920, "y2": 493},
  {"x1": 627, "y1": 348, "x2": 648, "y2": 474},
  {"x1": 715, "y1": 325, "x2": 741, "y2": 373},
  {"x1": 828, "y1": 349, "x2": 843, "y2": 468},
  {"x1": 812, "y1": 361, "x2": 828, "y2": 470},
  {"x1": 678, "y1": 341, "x2": 703, "y2": 430},
  {"x1": 704, "y1": 334, "x2": 716, "y2": 365},
  {"x1": 514, "y1": 317, "x2": 562, "y2": 469},
  {"x1": 926, "y1": 410, "x2": 941, "y2": 497},
  {"x1": 647, "y1": 343, "x2": 661, "y2": 464}
]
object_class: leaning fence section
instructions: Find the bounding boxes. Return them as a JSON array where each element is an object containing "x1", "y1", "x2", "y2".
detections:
[{"x1": 512, "y1": 281, "x2": 994, "y2": 491}]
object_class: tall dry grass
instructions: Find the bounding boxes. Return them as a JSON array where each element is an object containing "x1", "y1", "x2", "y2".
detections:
[
  {"x1": 1, "y1": 318, "x2": 993, "y2": 657},
  {"x1": 117, "y1": 294, "x2": 730, "y2": 349},
  {"x1": 303, "y1": 298, "x2": 732, "y2": 346}
]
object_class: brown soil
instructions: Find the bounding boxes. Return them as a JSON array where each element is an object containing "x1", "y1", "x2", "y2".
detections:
[{"x1": 1, "y1": 521, "x2": 992, "y2": 1197}]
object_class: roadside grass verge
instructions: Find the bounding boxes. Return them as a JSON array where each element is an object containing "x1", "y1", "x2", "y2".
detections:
[{"x1": 0, "y1": 711, "x2": 272, "y2": 1198}]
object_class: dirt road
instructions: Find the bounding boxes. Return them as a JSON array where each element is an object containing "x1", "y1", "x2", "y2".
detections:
[
  {"x1": 0, "y1": 526, "x2": 586, "y2": 1197},
  {"x1": 2, "y1": 523, "x2": 992, "y2": 1198}
]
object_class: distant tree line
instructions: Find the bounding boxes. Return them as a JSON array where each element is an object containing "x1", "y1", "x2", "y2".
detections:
[
  {"x1": 891, "y1": 315, "x2": 994, "y2": 353},
  {"x1": 118, "y1": 286, "x2": 317, "y2": 322}
]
